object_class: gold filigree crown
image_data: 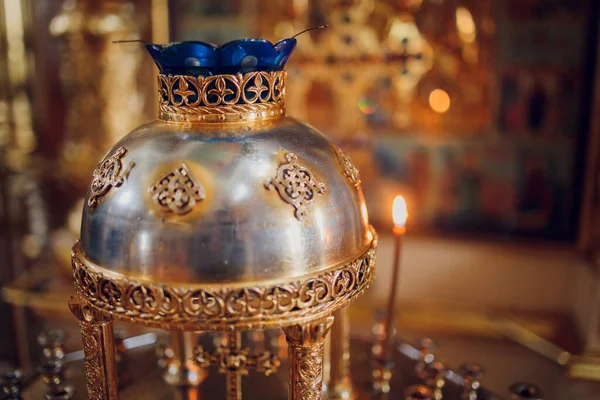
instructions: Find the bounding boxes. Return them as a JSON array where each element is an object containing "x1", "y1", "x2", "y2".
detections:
[{"x1": 158, "y1": 71, "x2": 286, "y2": 123}]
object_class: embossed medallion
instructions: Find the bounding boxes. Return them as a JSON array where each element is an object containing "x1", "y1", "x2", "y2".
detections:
[
  {"x1": 88, "y1": 147, "x2": 128, "y2": 209},
  {"x1": 333, "y1": 145, "x2": 361, "y2": 186},
  {"x1": 265, "y1": 153, "x2": 327, "y2": 221},
  {"x1": 149, "y1": 162, "x2": 206, "y2": 215}
]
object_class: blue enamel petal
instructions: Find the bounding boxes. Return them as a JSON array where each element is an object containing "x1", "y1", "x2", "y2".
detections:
[
  {"x1": 274, "y1": 38, "x2": 297, "y2": 67},
  {"x1": 218, "y1": 39, "x2": 280, "y2": 72},
  {"x1": 144, "y1": 38, "x2": 297, "y2": 76},
  {"x1": 145, "y1": 42, "x2": 217, "y2": 75}
]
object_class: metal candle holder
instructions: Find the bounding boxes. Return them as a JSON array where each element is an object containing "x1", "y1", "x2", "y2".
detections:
[
  {"x1": 69, "y1": 36, "x2": 377, "y2": 400},
  {"x1": 373, "y1": 196, "x2": 408, "y2": 393}
]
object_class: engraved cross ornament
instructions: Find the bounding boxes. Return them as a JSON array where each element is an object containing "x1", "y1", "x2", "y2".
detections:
[
  {"x1": 194, "y1": 335, "x2": 280, "y2": 376},
  {"x1": 194, "y1": 332, "x2": 280, "y2": 399}
]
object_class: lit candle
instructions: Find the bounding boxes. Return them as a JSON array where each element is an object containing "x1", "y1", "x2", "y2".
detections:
[
  {"x1": 382, "y1": 195, "x2": 408, "y2": 361},
  {"x1": 392, "y1": 196, "x2": 408, "y2": 234}
]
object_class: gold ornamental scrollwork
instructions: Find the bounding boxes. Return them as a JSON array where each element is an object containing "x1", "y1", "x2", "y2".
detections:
[
  {"x1": 149, "y1": 162, "x2": 206, "y2": 215},
  {"x1": 77, "y1": 318, "x2": 103, "y2": 399},
  {"x1": 195, "y1": 331, "x2": 279, "y2": 400},
  {"x1": 70, "y1": 230, "x2": 377, "y2": 331},
  {"x1": 87, "y1": 147, "x2": 130, "y2": 209},
  {"x1": 194, "y1": 345, "x2": 280, "y2": 377},
  {"x1": 193, "y1": 331, "x2": 280, "y2": 377},
  {"x1": 158, "y1": 71, "x2": 286, "y2": 123},
  {"x1": 69, "y1": 299, "x2": 118, "y2": 400},
  {"x1": 283, "y1": 317, "x2": 334, "y2": 400},
  {"x1": 265, "y1": 152, "x2": 327, "y2": 221},
  {"x1": 333, "y1": 145, "x2": 361, "y2": 186}
]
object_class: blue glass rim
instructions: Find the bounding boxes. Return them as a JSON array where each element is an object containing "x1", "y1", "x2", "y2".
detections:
[{"x1": 145, "y1": 37, "x2": 297, "y2": 77}]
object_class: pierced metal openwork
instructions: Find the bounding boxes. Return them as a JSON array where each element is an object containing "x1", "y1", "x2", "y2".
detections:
[
  {"x1": 265, "y1": 152, "x2": 327, "y2": 221},
  {"x1": 149, "y1": 162, "x2": 206, "y2": 215}
]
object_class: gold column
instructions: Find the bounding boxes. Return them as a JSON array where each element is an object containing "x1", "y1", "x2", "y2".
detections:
[
  {"x1": 328, "y1": 308, "x2": 354, "y2": 399},
  {"x1": 283, "y1": 317, "x2": 334, "y2": 400},
  {"x1": 0, "y1": 0, "x2": 37, "y2": 169},
  {"x1": 69, "y1": 299, "x2": 118, "y2": 400},
  {"x1": 226, "y1": 331, "x2": 243, "y2": 400},
  {"x1": 322, "y1": 332, "x2": 331, "y2": 394},
  {"x1": 151, "y1": 0, "x2": 170, "y2": 43},
  {"x1": 49, "y1": 0, "x2": 151, "y2": 190},
  {"x1": 150, "y1": 0, "x2": 169, "y2": 117}
]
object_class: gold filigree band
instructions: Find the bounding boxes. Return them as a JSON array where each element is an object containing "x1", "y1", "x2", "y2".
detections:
[
  {"x1": 71, "y1": 230, "x2": 376, "y2": 331},
  {"x1": 158, "y1": 71, "x2": 286, "y2": 123}
]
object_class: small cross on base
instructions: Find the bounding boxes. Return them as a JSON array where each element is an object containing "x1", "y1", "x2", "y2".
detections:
[{"x1": 193, "y1": 332, "x2": 280, "y2": 400}]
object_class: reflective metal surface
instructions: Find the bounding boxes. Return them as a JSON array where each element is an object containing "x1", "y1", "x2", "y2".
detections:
[{"x1": 80, "y1": 117, "x2": 372, "y2": 284}]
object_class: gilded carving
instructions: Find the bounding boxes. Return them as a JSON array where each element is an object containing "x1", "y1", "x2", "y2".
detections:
[
  {"x1": 149, "y1": 162, "x2": 206, "y2": 215},
  {"x1": 194, "y1": 332, "x2": 279, "y2": 400},
  {"x1": 79, "y1": 320, "x2": 104, "y2": 400},
  {"x1": 265, "y1": 152, "x2": 327, "y2": 221},
  {"x1": 70, "y1": 237, "x2": 376, "y2": 331},
  {"x1": 194, "y1": 343, "x2": 279, "y2": 377},
  {"x1": 283, "y1": 318, "x2": 334, "y2": 400},
  {"x1": 158, "y1": 71, "x2": 286, "y2": 122},
  {"x1": 333, "y1": 145, "x2": 361, "y2": 186},
  {"x1": 69, "y1": 299, "x2": 118, "y2": 400},
  {"x1": 88, "y1": 147, "x2": 129, "y2": 209},
  {"x1": 297, "y1": 348, "x2": 323, "y2": 400}
]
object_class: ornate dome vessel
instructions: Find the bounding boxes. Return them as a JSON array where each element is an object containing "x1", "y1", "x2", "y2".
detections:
[{"x1": 69, "y1": 36, "x2": 377, "y2": 400}]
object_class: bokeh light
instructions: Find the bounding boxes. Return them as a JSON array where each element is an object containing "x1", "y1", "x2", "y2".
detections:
[
  {"x1": 429, "y1": 89, "x2": 450, "y2": 113},
  {"x1": 358, "y1": 97, "x2": 377, "y2": 114},
  {"x1": 456, "y1": 7, "x2": 477, "y2": 44}
]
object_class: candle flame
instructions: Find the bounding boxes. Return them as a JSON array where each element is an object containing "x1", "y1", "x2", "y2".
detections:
[{"x1": 392, "y1": 195, "x2": 408, "y2": 227}]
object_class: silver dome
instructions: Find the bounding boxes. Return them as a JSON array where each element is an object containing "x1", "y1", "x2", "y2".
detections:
[{"x1": 79, "y1": 117, "x2": 373, "y2": 285}]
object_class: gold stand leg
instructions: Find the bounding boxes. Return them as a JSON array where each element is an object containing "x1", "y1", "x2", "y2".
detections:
[
  {"x1": 164, "y1": 332, "x2": 206, "y2": 386},
  {"x1": 328, "y1": 308, "x2": 354, "y2": 399},
  {"x1": 69, "y1": 298, "x2": 118, "y2": 400},
  {"x1": 284, "y1": 317, "x2": 334, "y2": 400},
  {"x1": 323, "y1": 332, "x2": 331, "y2": 395},
  {"x1": 226, "y1": 331, "x2": 242, "y2": 400}
]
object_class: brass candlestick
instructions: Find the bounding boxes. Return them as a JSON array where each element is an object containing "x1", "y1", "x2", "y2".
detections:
[
  {"x1": 374, "y1": 196, "x2": 408, "y2": 393},
  {"x1": 383, "y1": 196, "x2": 408, "y2": 357}
]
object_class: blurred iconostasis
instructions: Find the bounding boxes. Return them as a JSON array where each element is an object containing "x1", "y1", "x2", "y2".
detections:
[
  {"x1": 1, "y1": 0, "x2": 600, "y2": 369},
  {"x1": 170, "y1": 0, "x2": 596, "y2": 241}
]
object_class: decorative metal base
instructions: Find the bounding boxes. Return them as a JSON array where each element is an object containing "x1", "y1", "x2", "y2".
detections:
[{"x1": 20, "y1": 334, "x2": 509, "y2": 400}]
